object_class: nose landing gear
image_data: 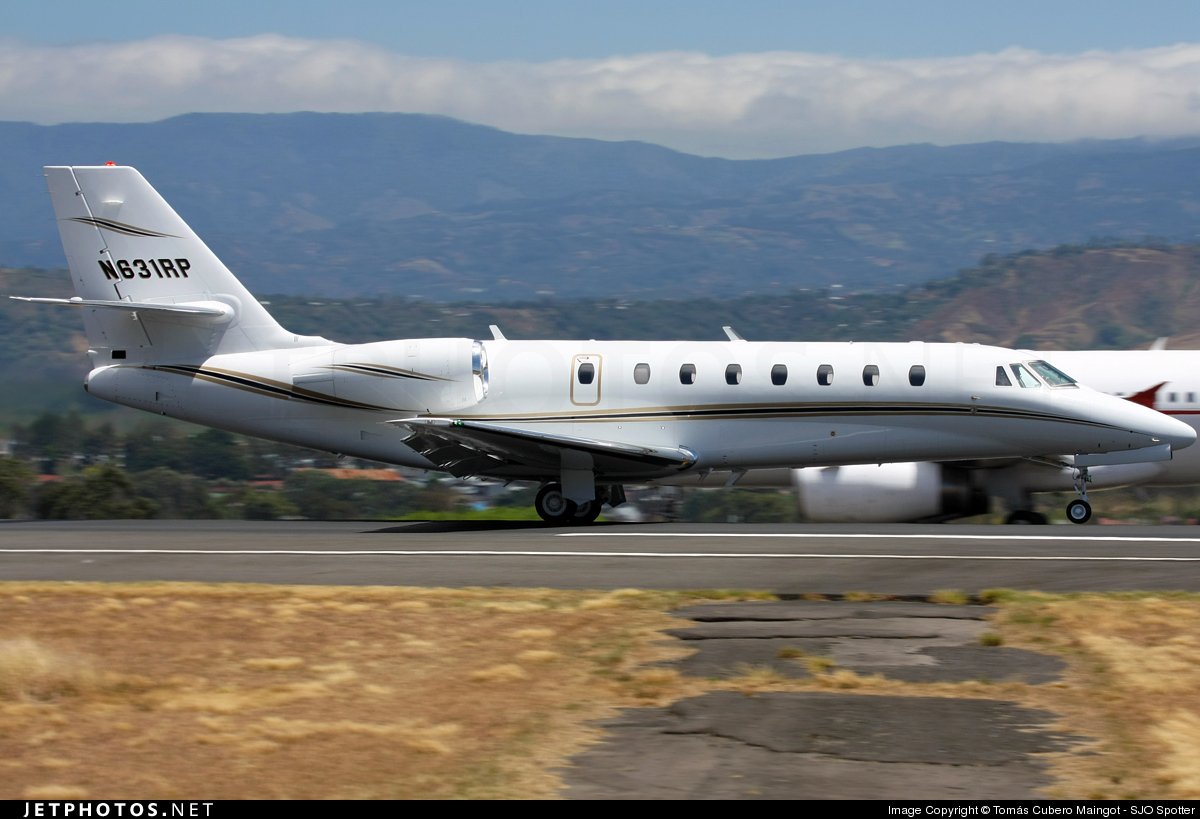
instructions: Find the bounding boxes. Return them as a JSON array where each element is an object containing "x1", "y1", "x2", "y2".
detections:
[{"x1": 1066, "y1": 467, "x2": 1092, "y2": 524}]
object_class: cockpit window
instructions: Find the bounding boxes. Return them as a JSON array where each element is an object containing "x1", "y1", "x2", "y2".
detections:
[
  {"x1": 995, "y1": 366, "x2": 1012, "y2": 387},
  {"x1": 1028, "y1": 360, "x2": 1078, "y2": 388},
  {"x1": 1011, "y1": 363, "x2": 1041, "y2": 388}
]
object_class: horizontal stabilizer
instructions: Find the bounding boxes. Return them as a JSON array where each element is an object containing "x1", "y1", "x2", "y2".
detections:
[
  {"x1": 11, "y1": 296, "x2": 233, "y2": 322},
  {"x1": 390, "y1": 417, "x2": 697, "y2": 478}
]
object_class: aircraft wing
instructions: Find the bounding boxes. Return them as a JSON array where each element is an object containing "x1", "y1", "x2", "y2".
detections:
[{"x1": 390, "y1": 417, "x2": 698, "y2": 479}]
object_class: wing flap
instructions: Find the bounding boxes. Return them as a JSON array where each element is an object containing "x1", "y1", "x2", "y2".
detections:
[{"x1": 391, "y1": 417, "x2": 697, "y2": 478}]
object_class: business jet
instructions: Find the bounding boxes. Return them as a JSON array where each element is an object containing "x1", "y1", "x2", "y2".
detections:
[
  {"x1": 12, "y1": 165, "x2": 1195, "y2": 524},
  {"x1": 755, "y1": 348, "x2": 1200, "y2": 524}
]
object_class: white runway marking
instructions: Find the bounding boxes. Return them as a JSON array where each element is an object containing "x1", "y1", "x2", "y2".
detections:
[
  {"x1": 0, "y1": 548, "x2": 1198, "y2": 562},
  {"x1": 559, "y1": 532, "x2": 1200, "y2": 544}
]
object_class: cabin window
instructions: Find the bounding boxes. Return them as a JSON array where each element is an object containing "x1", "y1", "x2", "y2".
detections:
[
  {"x1": 863, "y1": 365, "x2": 880, "y2": 386},
  {"x1": 725, "y1": 364, "x2": 742, "y2": 385},
  {"x1": 1189, "y1": 392, "x2": 1196, "y2": 403},
  {"x1": 1169, "y1": 392, "x2": 1178, "y2": 403},
  {"x1": 771, "y1": 364, "x2": 788, "y2": 386},
  {"x1": 577, "y1": 362, "x2": 595, "y2": 385},
  {"x1": 995, "y1": 366, "x2": 1012, "y2": 387},
  {"x1": 680, "y1": 363, "x2": 697, "y2": 385},
  {"x1": 1028, "y1": 360, "x2": 1077, "y2": 387},
  {"x1": 817, "y1": 364, "x2": 834, "y2": 386},
  {"x1": 634, "y1": 363, "x2": 651, "y2": 385},
  {"x1": 1012, "y1": 363, "x2": 1041, "y2": 388},
  {"x1": 908, "y1": 365, "x2": 926, "y2": 387}
]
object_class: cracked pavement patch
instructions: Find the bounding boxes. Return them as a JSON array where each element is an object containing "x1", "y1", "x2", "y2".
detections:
[
  {"x1": 671, "y1": 600, "x2": 1064, "y2": 683},
  {"x1": 564, "y1": 600, "x2": 1074, "y2": 799}
]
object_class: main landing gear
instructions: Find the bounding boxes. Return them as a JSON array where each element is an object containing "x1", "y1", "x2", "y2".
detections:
[
  {"x1": 534, "y1": 482, "x2": 610, "y2": 525},
  {"x1": 1066, "y1": 466, "x2": 1092, "y2": 524}
]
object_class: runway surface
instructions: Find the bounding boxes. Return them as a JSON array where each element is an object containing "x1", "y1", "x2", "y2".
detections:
[{"x1": 2, "y1": 519, "x2": 1199, "y2": 593}]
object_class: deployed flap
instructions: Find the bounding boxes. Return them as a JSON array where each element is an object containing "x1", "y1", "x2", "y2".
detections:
[{"x1": 391, "y1": 417, "x2": 697, "y2": 478}]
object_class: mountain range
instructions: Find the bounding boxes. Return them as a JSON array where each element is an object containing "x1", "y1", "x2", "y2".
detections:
[{"x1": 3, "y1": 113, "x2": 1199, "y2": 301}]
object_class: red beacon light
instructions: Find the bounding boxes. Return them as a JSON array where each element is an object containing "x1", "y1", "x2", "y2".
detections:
[{"x1": 105, "y1": 161, "x2": 115, "y2": 166}]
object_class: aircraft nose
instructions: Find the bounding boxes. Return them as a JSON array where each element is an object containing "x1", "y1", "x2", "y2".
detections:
[
  {"x1": 1143, "y1": 409, "x2": 1197, "y2": 451},
  {"x1": 1158, "y1": 413, "x2": 1197, "y2": 451}
]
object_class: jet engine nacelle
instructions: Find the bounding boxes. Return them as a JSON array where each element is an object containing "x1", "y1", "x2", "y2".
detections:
[
  {"x1": 292, "y1": 338, "x2": 482, "y2": 414},
  {"x1": 793, "y1": 462, "x2": 989, "y2": 523}
]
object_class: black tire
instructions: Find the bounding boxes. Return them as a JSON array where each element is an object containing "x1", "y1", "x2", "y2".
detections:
[
  {"x1": 535, "y1": 483, "x2": 576, "y2": 524},
  {"x1": 1066, "y1": 499, "x2": 1092, "y2": 525},
  {"x1": 571, "y1": 499, "x2": 603, "y2": 525}
]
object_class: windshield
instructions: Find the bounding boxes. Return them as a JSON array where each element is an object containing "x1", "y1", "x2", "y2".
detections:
[
  {"x1": 1027, "y1": 360, "x2": 1078, "y2": 388},
  {"x1": 1011, "y1": 363, "x2": 1041, "y2": 388}
]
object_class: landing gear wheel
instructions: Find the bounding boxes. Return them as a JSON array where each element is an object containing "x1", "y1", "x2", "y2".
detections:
[
  {"x1": 571, "y1": 500, "x2": 603, "y2": 525},
  {"x1": 1066, "y1": 499, "x2": 1092, "y2": 525},
  {"x1": 535, "y1": 483, "x2": 576, "y2": 524},
  {"x1": 1006, "y1": 510, "x2": 1048, "y2": 525}
]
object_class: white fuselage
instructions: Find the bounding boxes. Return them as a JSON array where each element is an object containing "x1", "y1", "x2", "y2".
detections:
[{"x1": 83, "y1": 337, "x2": 1192, "y2": 482}]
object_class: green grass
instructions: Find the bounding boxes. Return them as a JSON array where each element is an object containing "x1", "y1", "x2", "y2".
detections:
[{"x1": 392, "y1": 507, "x2": 544, "y2": 521}]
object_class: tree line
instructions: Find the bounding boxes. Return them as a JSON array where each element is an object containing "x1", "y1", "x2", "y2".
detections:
[{"x1": 0, "y1": 410, "x2": 472, "y2": 521}]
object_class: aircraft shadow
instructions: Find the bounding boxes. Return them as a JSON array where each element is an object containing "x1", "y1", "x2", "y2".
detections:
[{"x1": 363, "y1": 520, "x2": 635, "y2": 534}]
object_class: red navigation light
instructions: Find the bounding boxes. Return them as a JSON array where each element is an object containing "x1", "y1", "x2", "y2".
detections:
[{"x1": 105, "y1": 161, "x2": 116, "y2": 166}]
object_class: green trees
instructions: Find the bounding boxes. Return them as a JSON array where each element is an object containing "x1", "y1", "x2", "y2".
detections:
[
  {"x1": 34, "y1": 464, "x2": 157, "y2": 520},
  {"x1": 0, "y1": 457, "x2": 34, "y2": 518},
  {"x1": 282, "y1": 471, "x2": 417, "y2": 520},
  {"x1": 679, "y1": 488, "x2": 800, "y2": 524},
  {"x1": 129, "y1": 468, "x2": 219, "y2": 519}
]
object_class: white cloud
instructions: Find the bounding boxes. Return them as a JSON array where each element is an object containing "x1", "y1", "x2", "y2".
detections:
[{"x1": 2, "y1": 35, "x2": 1200, "y2": 157}]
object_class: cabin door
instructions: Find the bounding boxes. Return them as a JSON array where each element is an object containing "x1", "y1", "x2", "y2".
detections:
[{"x1": 571, "y1": 354, "x2": 602, "y2": 406}]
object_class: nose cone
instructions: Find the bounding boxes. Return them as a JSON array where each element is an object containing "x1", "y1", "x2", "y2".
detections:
[
  {"x1": 1081, "y1": 390, "x2": 1197, "y2": 454},
  {"x1": 1150, "y1": 410, "x2": 1198, "y2": 452}
]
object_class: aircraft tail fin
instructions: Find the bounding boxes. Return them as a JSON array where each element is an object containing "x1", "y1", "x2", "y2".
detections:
[{"x1": 36, "y1": 165, "x2": 328, "y2": 364}]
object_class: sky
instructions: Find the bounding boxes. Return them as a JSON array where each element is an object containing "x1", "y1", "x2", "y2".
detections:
[{"x1": 4, "y1": 0, "x2": 1200, "y2": 157}]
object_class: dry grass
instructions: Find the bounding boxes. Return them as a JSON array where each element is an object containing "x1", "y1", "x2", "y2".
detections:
[
  {"x1": 928, "y1": 589, "x2": 970, "y2": 605},
  {"x1": 0, "y1": 582, "x2": 1196, "y2": 800},
  {"x1": 0, "y1": 638, "x2": 101, "y2": 701},
  {"x1": 0, "y1": 582, "x2": 741, "y2": 799},
  {"x1": 982, "y1": 592, "x2": 1200, "y2": 800}
]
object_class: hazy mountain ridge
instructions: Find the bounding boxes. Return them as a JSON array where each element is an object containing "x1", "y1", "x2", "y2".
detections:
[{"x1": 3, "y1": 113, "x2": 1199, "y2": 300}]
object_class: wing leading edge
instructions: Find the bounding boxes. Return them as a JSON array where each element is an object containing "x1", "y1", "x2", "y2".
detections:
[{"x1": 390, "y1": 417, "x2": 698, "y2": 479}]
